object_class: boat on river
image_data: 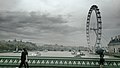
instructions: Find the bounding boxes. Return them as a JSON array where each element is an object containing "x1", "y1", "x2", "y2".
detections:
[{"x1": 71, "y1": 50, "x2": 85, "y2": 57}]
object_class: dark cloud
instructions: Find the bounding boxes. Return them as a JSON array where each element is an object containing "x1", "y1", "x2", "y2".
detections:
[{"x1": 0, "y1": 11, "x2": 80, "y2": 43}]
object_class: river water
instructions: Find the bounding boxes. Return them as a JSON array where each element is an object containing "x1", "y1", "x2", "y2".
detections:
[{"x1": 0, "y1": 51, "x2": 117, "y2": 58}]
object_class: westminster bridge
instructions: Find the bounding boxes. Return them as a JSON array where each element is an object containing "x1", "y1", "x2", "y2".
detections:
[{"x1": 0, "y1": 56, "x2": 120, "y2": 68}]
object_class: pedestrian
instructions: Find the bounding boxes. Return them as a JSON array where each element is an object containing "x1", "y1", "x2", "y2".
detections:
[
  {"x1": 19, "y1": 48, "x2": 29, "y2": 68},
  {"x1": 99, "y1": 56, "x2": 105, "y2": 68}
]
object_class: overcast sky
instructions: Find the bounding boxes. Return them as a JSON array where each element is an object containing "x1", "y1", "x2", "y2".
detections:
[{"x1": 0, "y1": 0, "x2": 120, "y2": 47}]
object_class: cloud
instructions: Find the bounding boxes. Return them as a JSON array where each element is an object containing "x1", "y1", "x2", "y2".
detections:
[
  {"x1": 0, "y1": 0, "x2": 120, "y2": 46},
  {"x1": 0, "y1": 11, "x2": 82, "y2": 45},
  {"x1": 0, "y1": 0, "x2": 19, "y2": 10},
  {"x1": 0, "y1": 11, "x2": 67, "y2": 32}
]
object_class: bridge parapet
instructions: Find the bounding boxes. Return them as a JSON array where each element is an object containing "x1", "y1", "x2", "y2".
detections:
[{"x1": 0, "y1": 56, "x2": 120, "y2": 68}]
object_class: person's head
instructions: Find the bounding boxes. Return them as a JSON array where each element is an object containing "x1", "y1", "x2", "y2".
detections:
[{"x1": 23, "y1": 48, "x2": 27, "y2": 51}]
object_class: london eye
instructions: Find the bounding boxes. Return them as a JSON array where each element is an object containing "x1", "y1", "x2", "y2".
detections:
[{"x1": 86, "y1": 5, "x2": 102, "y2": 52}]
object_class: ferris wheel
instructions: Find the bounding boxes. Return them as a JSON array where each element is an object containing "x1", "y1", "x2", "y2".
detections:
[{"x1": 86, "y1": 5, "x2": 102, "y2": 52}]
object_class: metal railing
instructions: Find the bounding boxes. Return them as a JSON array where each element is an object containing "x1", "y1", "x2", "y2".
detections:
[{"x1": 0, "y1": 56, "x2": 120, "y2": 68}]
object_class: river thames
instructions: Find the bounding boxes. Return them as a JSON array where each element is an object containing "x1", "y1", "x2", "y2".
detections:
[{"x1": 0, "y1": 51, "x2": 117, "y2": 58}]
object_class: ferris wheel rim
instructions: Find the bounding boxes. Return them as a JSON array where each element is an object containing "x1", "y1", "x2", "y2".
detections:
[{"x1": 86, "y1": 5, "x2": 102, "y2": 48}]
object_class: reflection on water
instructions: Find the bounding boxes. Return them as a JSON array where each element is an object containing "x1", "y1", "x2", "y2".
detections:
[{"x1": 0, "y1": 51, "x2": 117, "y2": 58}]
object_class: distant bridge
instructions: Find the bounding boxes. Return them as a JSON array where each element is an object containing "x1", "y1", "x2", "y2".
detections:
[{"x1": 0, "y1": 56, "x2": 120, "y2": 68}]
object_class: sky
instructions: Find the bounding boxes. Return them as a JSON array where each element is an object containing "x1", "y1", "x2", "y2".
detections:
[{"x1": 0, "y1": 0, "x2": 120, "y2": 47}]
